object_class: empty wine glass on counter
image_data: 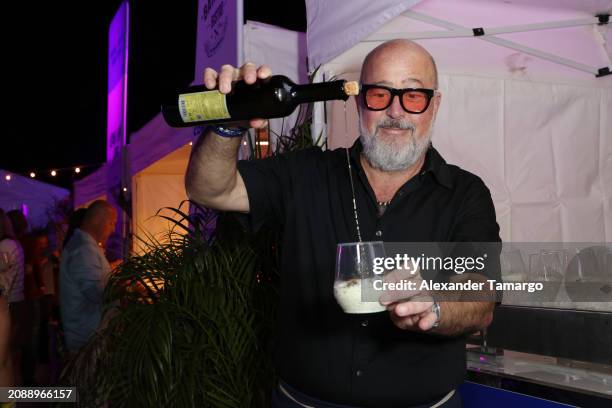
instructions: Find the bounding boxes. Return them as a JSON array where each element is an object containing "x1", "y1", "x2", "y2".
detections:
[
  {"x1": 540, "y1": 250, "x2": 564, "y2": 282},
  {"x1": 565, "y1": 246, "x2": 612, "y2": 303},
  {"x1": 528, "y1": 251, "x2": 562, "y2": 303},
  {"x1": 500, "y1": 248, "x2": 527, "y2": 282}
]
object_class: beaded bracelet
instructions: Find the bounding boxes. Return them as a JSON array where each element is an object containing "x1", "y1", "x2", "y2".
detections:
[{"x1": 207, "y1": 125, "x2": 247, "y2": 138}]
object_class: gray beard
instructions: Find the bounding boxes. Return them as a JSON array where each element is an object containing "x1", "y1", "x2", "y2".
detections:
[{"x1": 359, "y1": 117, "x2": 432, "y2": 172}]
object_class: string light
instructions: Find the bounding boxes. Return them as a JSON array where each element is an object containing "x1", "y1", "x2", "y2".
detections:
[
  {"x1": 4, "y1": 174, "x2": 11, "y2": 181},
  {"x1": 7, "y1": 162, "x2": 105, "y2": 180},
  {"x1": 122, "y1": 187, "x2": 128, "y2": 192},
  {"x1": 189, "y1": 141, "x2": 193, "y2": 146}
]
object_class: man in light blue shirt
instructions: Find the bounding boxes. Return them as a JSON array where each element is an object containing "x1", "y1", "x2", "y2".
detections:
[{"x1": 60, "y1": 200, "x2": 117, "y2": 352}]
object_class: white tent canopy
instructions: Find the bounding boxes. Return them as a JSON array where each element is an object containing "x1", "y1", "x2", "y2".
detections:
[
  {"x1": 1, "y1": 170, "x2": 70, "y2": 228},
  {"x1": 306, "y1": 0, "x2": 612, "y2": 244},
  {"x1": 307, "y1": 0, "x2": 612, "y2": 85},
  {"x1": 127, "y1": 113, "x2": 195, "y2": 252}
]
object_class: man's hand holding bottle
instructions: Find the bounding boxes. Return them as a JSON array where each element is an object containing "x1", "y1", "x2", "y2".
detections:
[{"x1": 203, "y1": 62, "x2": 272, "y2": 130}]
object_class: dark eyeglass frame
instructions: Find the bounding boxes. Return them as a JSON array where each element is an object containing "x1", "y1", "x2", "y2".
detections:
[{"x1": 361, "y1": 84, "x2": 436, "y2": 114}]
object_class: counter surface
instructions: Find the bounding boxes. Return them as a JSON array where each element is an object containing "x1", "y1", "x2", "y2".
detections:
[{"x1": 466, "y1": 347, "x2": 612, "y2": 398}]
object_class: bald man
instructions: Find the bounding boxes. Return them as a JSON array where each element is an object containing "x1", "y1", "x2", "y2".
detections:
[
  {"x1": 59, "y1": 200, "x2": 117, "y2": 352},
  {"x1": 186, "y1": 40, "x2": 500, "y2": 407}
]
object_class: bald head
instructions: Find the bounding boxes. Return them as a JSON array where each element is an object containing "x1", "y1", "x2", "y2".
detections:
[
  {"x1": 360, "y1": 39, "x2": 438, "y2": 89},
  {"x1": 83, "y1": 200, "x2": 115, "y2": 225},
  {"x1": 82, "y1": 200, "x2": 117, "y2": 244}
]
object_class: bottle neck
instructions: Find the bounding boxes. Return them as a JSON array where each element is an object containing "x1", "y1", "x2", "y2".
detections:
[{"x1": 291, "y1": 80, "x2": 351, "y2": 104}]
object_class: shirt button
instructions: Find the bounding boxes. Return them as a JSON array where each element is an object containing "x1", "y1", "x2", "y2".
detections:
[
  {"x1": 375, "y1": 230, "x2": 382, "y2": 237},
  {"x1": 356, "y1": 369, "x2": 363, "y2": 377},
  {"x1": 361, "y1": 320, "x2": 369, "y2": 327}
]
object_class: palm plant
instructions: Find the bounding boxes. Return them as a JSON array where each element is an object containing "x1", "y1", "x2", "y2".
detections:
[{"x1": 65, "y1": 209, "x2": 279, "y2": 407}]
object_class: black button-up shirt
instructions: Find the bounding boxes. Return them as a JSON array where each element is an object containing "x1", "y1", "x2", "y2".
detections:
[{"x1": 236, "y1": 140, "x2": 500, "y2": 407}]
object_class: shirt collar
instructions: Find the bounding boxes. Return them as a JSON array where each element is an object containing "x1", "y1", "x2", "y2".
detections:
[
  {"x1": 74, "y1": 228, "x2": 101, "y2": 247},
  {"x1": 348, "y1": 139, "x2": 454, "y2": 189}
]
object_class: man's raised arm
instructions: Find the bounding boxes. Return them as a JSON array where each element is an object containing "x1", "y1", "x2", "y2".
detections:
[{"x1": 185, "y1": 63, "x2": 272, "y2": 212}]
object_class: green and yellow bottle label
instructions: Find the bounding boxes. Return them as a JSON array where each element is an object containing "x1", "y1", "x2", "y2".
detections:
[{"x1": 178, "y1": 90, "x2": 231, "y2": 123}]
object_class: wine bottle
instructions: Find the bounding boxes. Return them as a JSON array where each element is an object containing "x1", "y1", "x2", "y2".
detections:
[{"x1": 161, "y1": 75, "x2": 359, "y2": 128}]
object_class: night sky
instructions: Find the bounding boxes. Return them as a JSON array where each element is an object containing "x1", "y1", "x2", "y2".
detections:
[{"x1": 2, "y1": 0, "x2": 305, "y2": 189}]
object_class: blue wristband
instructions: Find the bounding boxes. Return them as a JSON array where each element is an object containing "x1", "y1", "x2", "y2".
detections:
[{"x1": 207, "y1": 125, "x2": 247, "y2": 138}]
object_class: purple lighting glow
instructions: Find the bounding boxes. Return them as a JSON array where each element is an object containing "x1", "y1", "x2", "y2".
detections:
[{"x1": 107, "y1": 1, "x2": 129, "y2": 163}]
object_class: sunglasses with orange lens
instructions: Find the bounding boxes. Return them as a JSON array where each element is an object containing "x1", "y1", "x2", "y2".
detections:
[{"x1": 362, "y1": 84, "x2": 435, "y2": 114}]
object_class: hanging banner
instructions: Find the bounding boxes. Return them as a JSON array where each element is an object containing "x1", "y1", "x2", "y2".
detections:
[
  {"x1": 107, "y1": 1, "x2": 129, "y2": 163},
  {"x1": 106, "y1": 1, "x2": 130, "y2": 257},
  {"x1": 194, "y1": 0, "x2": 243, "y2": 83}
]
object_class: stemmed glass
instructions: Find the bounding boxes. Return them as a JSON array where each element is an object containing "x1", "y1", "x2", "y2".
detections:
[
  {"x1": 500, "y1": 248, "x2": 527, "y2": 282},
  {"x1": 334, "y1": 241, "x2": 386, "y2": 314},
  {"x1": 540, "y1": 250, "x2": 564, "y2": 281},
  {"x1": 565, "y1": 246, "x2": 612, "y2": 302}
]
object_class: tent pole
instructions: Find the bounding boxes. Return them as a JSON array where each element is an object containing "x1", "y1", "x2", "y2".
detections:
[
  {"x1": 373, "y1": 10, "x2": 606, "y2": 76},
  {"x1": 365, "y1": 30, "x2": 474, "y2": 41},
  {"x1": 593, "y1": 26, "x2": 612, "y2": 69},
  {"x1": 483, "y1": 18, "x2": 599, "y2": 36},
  {"x1": 483, "y1": 36, "x2": 599, "y2": 75},
  {"x1": 366, "y1": 17, "x2": 601, "y2": 41}
]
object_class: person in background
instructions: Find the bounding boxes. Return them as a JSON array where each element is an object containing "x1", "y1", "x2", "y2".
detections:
[
  {"x1": 32, "y1": 232, "x2": 56, "y2": 303},
  {"x1": 0, "y1": 293, "x2": 12, "y2": 388},
  {"x1": 6, "y1": 211, "x2": 28, "y2": 243},
  {"x1": 0, "y1": 211, "x2": 14, "y2": 388},
  {"x1": 27, "y1": 231, "x2": 56, "y2": 384},
  {"x1": 103, "y1": 231, "x2": 124, "y2": 271},
  {"x1": 62, "y1": 208, "x2": 87, "y2": 250},
  {"x1": 0, "y1": 209, "x2": 26, "y2": 387},
  {"x1": 59, "y1": 200, "x2": 117, "y2": 352},
  {"x1": 0, "y1": 210, "x2": 26, "y2": 308},
  {"x1": 8, "y1": 210, "x2": 45, "y2": 386}
]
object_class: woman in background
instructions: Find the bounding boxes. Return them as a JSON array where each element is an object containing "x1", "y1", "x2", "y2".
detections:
[
  {"x1": 0, "y1": 209, "x2": 25, "y2": 308},
  {"x1": 0, "y1": 209, "x2": 26, "y2": 387},
  {"x1": 0, "y1": 293, "x2": 12, "y2": 387},
  {"x1": 0, "y1": 209, "x2": 23, "y2": 389}
]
